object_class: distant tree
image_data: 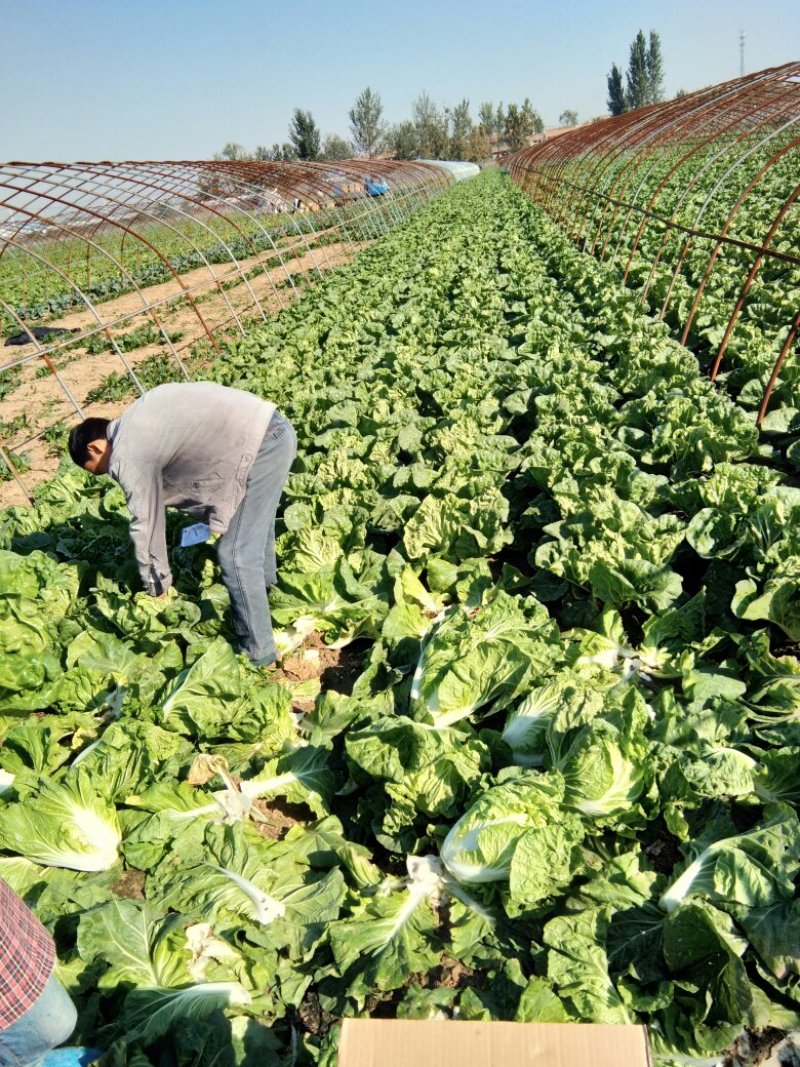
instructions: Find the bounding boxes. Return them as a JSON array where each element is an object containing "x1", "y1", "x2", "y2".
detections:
[
  {"x1": 646, "y1": 30, "x2": 665, "y2": 103},
  {"x1": 321, "y1": 134, "x2": 351, "y2": 160},
  {"x1": 253, "y1": 145, "x2": 271, "y2": 160},
  {"x1": 412, "y1": 92, "x2": 450, "y2": 158},
  {"x1": 216, "y1": 142, "x2": 251, "y2": 161},
  {"x1": 387, "y1": 120, "x2": 419, "y2": 160},
  {"x1": 504, "y1": 103, "x2": 537, "y2": 152},
  {"x1": 464, "y1": 126, "x2": 491, "y2": 163},
  {"x1": 559, "y1": 109, "x2": 578, "y2": 126},
  {"x1": 261, "y1": 142, "x2": 297, "y2": 161},
  {"x1": 674, "y1": 88, "x2": 687, "y2": 100},
  {"x1": 521, "y1": 98, "x2": 544, "y2": 134},
  {"x1": 349, "y1": 87, "x2": 386, "y2": 157},
  {"x1": 448, "y1": 98, "x2": 473, "y2": 160},
  {"x1": 607, "y1": 63, "x2": 626, "y2": 115},
  {"x1": 626, "y1": 30, "x2": 650, "y2": 109},
  {"x1": 495, "y1": 102, "x2": 506, "y2": 135},
  {"x1": 289, "y1": 109, "x2": 321, "y2": 160},
  {"x1": 478, "y1": 101, "x2": 495, "y2": 133}
]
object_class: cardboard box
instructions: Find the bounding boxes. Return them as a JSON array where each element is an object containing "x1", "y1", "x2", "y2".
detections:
[{"x1": 338, "y1": 1018, "x2": 653, "y2": 1067}]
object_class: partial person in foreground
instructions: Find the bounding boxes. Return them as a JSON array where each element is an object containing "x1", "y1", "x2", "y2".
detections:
[
  {"x1": 0, "y1": 877, "x2": 100, "y2": 1067},
  {"x1": 68, "y1": 381, "x2": 297, "y2": 668}
]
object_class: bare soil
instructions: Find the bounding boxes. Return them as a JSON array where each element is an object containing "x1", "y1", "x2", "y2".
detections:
[
  {"x1": 110, "y1": 869, "x2": 146, "y2": 900},
  {"x1": 295, "y1": 990, "x2": 335, "y2": 1037},
  {"x1": 0, "y1": 238, "x2": 364, "y2": 508},
  {"x1": 251, "y1": 796, "x2": 310, "y2": 841},
  {"x1": 644, "y1": 830, "x2": 683, "y2": 875},
  {"x1": 252, "y1": 633, "x2": 366, "y2": 834},
  {"x1": 723, "y1": 1029, "x2": 797, "y2": 1067},
  {"x1": 430, "y1": 956, "x2": 476, "y2": 990},
  {"x1": 277, "y1": 633, "x2": 366, "y2": 698}
]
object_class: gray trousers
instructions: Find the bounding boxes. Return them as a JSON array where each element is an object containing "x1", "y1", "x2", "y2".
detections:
[{"x1": 217, "y1": 410, "x2": 296, "y2": 664}]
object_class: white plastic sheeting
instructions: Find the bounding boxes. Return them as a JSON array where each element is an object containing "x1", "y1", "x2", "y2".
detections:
[{"x1": 420, "y1": 160, "x2": 481, "y2": 182}]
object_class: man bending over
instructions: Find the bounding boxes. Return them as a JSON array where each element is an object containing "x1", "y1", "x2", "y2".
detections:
[{"x1": 68, "y1": 381, "x2": 296, "y2": 668}]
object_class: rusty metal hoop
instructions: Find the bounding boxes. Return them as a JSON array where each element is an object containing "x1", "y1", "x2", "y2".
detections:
[
  {"x1": 0, "y1": 158, "x2": 452, "y2": 502},
  {"x1": 508, "y1": 63, "x2": 800, "y2": 426}
]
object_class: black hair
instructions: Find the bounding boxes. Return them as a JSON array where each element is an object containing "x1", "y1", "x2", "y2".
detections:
[{"x1": 68, "y1": 417, "x2": 110, "y2": 467}]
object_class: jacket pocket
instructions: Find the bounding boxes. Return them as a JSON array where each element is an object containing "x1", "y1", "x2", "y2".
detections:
[{"x1": 235, "y1": 454, "x2": 254, "y2": 485}]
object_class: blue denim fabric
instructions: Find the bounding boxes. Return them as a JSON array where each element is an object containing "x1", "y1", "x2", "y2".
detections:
[
  {"x1": 0, "y1": 973, "x2": 77, "y2": 1067},
  {"x1": 217, "y1": 410, "x2": 297, "y2": 664}
]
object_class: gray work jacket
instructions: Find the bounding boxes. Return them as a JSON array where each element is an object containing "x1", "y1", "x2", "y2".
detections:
[{"x1": 108, "y1": 382, "x2": 276, "y2": 595}]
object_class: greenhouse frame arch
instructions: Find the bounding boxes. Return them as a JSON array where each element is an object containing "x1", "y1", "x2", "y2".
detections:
[
  {"x1": 0, "y1": 158, "x2": 451, "y2": 502},
  {"x1": 508, "y1": 62, "x2": 800, "y2": 425}
]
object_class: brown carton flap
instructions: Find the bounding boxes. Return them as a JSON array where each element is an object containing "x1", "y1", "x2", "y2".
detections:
[{"x1": 338, "y1": 1019, "x2": 652, "y2": 1067}]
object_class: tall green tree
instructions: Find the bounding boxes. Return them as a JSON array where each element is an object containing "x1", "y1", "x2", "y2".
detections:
[
  {"x1": 626, "y1": 30, "x2": 650, "y2": 109},
  {"x1": 289, "y1": 109, "x2": 321, "y2": 160},
  {"x1": 504, "y1": 103, "x2": 535, "y2": 152},
  {"x1": 464, "y1": 126, "x2": 491, "y2": 163},
  {"x1": 387, "y1": 121, "x2": 418, "y2": 160},
  {"x1": 646, "y1": 30, "x2": 665, "y2": 104},
  {"x1": 607, "y1": 29, "x2": 666, "y2": 114},
  {"x1": 495, "y1": 102, "x2": 506, "y2": 135},
  {"x1": 349, "y1": 87, "x2": 386, "y2": 157},
  {"x1": 559, "y1": 109, "x2": 578, "y2": 127},
  {"x1": 412, "y1": 92, "x2": 450, "y2": 158},
  {"x1": 607, "y1": 64, "x2": 626, "y2": 115},
  {"x1": 448, "y1": 98, "x2": 473, "y2": 160},
  {"x1": 521, "y1": 98, "x2": 544, "y2": 134},
  {"x1": 478, "y1": 101, "x2": 495, "y2": 133}
]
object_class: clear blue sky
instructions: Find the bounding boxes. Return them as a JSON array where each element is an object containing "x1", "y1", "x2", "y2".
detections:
[{"x1": 2, "y1": 0, "x2": 798, "y2": 160}]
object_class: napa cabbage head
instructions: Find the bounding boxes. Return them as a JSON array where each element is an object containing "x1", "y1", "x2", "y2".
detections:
[
  {"x1": 659, "y1": 804, "x2": 800, "y2": 914},
  {"x1": 0, "y1": 771, "x2": 121, "y2": 871},
  {"x1": 501, "y1": 683, "x2": 561, "y2": 767},
  {"x1": 440, "y1": 771, "x2": 566, "y2": 883},
  {"x1": 502, "y1": 674, "x2": 606, "y2": 768},
  {"x1": 544, "y1": 683, "x2": 652, "y2": 824},
  {"x1": 411, "y1": 591, "x2": 561, "y2": 728},
  {"x1": 558, "y1": 731, "x2": 648, "y2": 819}
]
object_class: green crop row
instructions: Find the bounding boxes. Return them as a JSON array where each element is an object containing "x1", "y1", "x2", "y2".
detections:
[
  {"x1": 0, "y1": 172, "x2": 798, "y2": 1067},
  {"x1": 0, "y1": 196, "x2": 409, "y2": 329},
  {"x1": 517, "y1": 139, "x2": 800, "y2": 413}
]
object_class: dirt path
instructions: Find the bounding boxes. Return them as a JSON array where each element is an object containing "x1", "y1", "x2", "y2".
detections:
[{"x1": 0, "y1": 239, "x2": 364, "y2": 508}]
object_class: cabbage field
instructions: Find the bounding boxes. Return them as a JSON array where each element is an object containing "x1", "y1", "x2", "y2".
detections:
[{"x1": 1, "y1": 171, "x2": 800, "y2": 1066}]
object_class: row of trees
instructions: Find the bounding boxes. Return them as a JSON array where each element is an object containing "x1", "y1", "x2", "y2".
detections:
[
  {"x1": 216, "y1": 30, "x2": 667, "y2": 164},
  {"x1": 386, "y1": 94, "x2": 547, "y2": 160},
  {"x1": 216, "y1": 88, "x2": 572, "y2": 164},
  {"x1": 607, "y1": 30, "x2": 665, "y2": 115}
]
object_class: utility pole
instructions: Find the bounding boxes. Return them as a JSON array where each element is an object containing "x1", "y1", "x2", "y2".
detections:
[{"x1": 739, "y1": 30, "x2": 746, "y2": 77}]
